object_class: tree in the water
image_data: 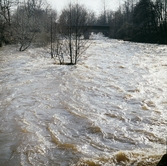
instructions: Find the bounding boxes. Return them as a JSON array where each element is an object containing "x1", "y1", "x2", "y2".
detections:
[{"x1": 58, "y1": 3, "x2": 93, "y2": 65}]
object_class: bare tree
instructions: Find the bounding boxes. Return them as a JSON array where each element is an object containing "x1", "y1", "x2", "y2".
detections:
[
  {"x1": 12, "y1": 0, "x2": 47, "y2": 51},
  {"x1": 58, "y1": 3, "x2": 93, "y2": 65},
  {"x1": 0, "y1": 0, "x2": 18, "y2": 46}
]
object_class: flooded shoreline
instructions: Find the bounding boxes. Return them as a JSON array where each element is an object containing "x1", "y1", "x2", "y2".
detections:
[{"x1": 0, "y1": 39, "x2": 167, "y2": 165}]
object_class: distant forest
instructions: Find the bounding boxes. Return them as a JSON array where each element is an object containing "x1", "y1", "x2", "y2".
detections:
[
  {"x1": 100, "y1": 0, "x2": 167, "y2": 44},
  {"x1": 0, "y1": 0, "x2": 167, "y2": 49}
]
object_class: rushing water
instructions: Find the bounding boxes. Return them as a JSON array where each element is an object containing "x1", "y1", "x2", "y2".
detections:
[{"x1": 0, "y1": 38, "x2": 167, "y2": 166}]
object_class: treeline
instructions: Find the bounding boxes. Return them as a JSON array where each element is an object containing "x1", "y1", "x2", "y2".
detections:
[
  {"x1": 0, "y1": 0, "x2": 167, "y2": 50},
  {"x1": 0, "y1": 0, "x2": 96, "y2": 64},
  {"x1": 97, "y1": 0, "x2": 167, "y2": 44},
  {"x1": 0, "y1": 0, "x2": 54, "y2": 49}
]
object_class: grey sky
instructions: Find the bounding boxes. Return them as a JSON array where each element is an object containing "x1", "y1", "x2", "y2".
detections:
[{"x1": 47, "y1": 0, "x2": 124, "y2": 15}]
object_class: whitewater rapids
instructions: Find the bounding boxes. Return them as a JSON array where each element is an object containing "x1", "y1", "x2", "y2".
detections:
[{"x1": 0, "y1": 38, "x2": 167, "y2": 166}]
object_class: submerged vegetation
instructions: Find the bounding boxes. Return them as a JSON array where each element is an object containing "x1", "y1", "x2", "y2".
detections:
[{"x1": 0, "y1": 0, "x2": 167, "y2": 64}]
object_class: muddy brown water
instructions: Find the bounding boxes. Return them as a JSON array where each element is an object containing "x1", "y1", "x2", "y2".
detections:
[{"x1": 0, "y1": 39, "x2": 167, "y2": 165}]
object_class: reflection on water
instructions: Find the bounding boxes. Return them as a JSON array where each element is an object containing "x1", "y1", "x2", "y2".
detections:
[{"x1": 0, "y1": 39, "x2": 167, "y2": 165}]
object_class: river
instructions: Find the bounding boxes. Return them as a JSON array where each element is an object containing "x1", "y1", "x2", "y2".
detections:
[{"x1": 0, "y1": 38, "x2": 167, "y2": 166}]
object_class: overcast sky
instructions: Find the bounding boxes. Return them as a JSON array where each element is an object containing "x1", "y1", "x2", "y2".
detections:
[{"x1": 47, "y1": 0, "x2": 124, "y2": 15}]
